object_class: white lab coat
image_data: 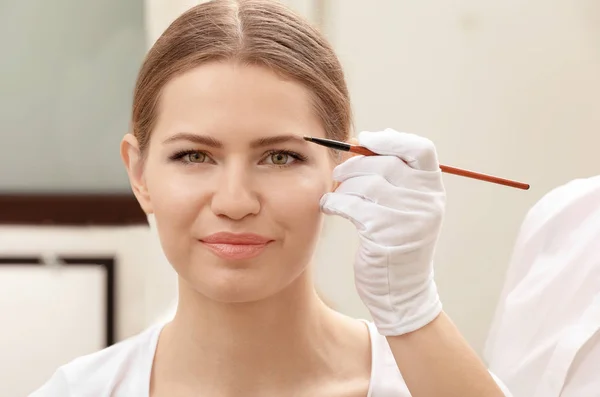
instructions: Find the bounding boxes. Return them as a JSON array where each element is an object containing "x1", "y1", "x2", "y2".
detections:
[{"x1": 484, "y1": 175, "x2": 600, "y2": 397}]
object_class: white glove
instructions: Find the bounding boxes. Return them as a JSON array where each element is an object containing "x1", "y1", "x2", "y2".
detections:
[{"x1": 320, "y1": 129, "x2": 446, "y2": 336}]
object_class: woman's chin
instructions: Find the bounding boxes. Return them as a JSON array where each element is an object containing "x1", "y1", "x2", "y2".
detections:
[
  {"x1": 204, "y1": 283, "x2": 276, "y2": 304},
  {"x1": 174, "y1": 250, "x2": 311, "y2": 304},
  {"x1": 188, "y1": 268, "x2": 292, "y2": 304}
]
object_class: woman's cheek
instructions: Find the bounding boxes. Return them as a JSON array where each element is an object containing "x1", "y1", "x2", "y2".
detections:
[
  {"x1": 260, "y1": 173, "x2": 328, "y2": 213},
  {"x1": 147, "y1": 170, "x2": 213, "y2": 221}
]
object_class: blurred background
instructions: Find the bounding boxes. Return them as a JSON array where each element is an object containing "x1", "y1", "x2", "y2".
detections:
[{"x1": 1, "y1": 0, "x2": 599, "y2": 395}]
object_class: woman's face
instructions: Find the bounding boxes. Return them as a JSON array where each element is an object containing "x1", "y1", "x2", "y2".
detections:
[{"x1": 123, "y1": 61, "x2": 337, "y2": 303}]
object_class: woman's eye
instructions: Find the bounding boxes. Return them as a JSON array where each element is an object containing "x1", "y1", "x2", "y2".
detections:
[
  {"x1": 169, "y1": 150, "x2": 210, "y2": 164},
  {"x1": 262, "y1": 150, "x2": 307, "y2": 167},
  {"x1": 186, "y1": 152, "x2": 207, "y2": 163},
  {"x1": 269, "y1": 152, "x2": 290, "y2": 165}
]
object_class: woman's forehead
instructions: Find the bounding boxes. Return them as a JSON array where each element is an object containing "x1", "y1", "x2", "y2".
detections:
[
  {"x1": 160, "y1": 62, "x2": 314, "y2": 114},
  {"x1": 153, "y1": 62, "x2": 326, "y2": 142}
]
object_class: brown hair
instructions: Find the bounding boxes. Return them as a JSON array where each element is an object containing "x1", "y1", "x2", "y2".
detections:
[{"x1": 131, "y1": 0, "x2": 352, "y2": 154}]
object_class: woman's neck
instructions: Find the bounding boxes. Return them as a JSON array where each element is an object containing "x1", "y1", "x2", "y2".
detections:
[{"x1": 152, "y1": 269, "x2": 355, "y2": 395}]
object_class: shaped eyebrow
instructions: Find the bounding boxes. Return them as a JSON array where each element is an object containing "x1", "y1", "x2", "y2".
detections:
[
  {"x1": 249, "y1": 134, "x2": 306, "y2": 148},
  {"x1": 163, "y1": 133, "x2": 306, "y2": 148},
  {"x1": 162, "y1": 133, "x2": 223, "y2": 148}
]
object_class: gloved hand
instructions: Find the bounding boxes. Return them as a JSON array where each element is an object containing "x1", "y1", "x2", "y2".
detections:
[{"x1": 320, "y1": 128, "x2": 446, "y2": 336}]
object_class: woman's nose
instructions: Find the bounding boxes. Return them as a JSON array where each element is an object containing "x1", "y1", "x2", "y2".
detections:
[{"x1": 210, "y1": 167, "x2": 260, "y2": 220}]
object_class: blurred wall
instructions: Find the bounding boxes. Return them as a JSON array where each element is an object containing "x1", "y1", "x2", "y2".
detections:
[
  {"x1": 144, "y1": 0, "x2": 204, "y2": 46},
  {"x1": 0, "y1": 0, "x2": 145, "y2": 192}
]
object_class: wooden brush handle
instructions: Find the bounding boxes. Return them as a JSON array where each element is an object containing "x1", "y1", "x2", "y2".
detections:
[{"x1": 348, "y1": 145, "x2": 529, "y2": 190}]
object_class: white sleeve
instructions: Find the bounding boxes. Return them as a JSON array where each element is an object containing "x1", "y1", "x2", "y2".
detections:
[
  {"x1": 28, "y1": 369, "x2": 71, "y2": 397},
  {"x1": 484, "y1": 176, "x2": 597, "y2": 360},
  {"x1": 489, "y1": 370, "x2": 513, "y2": 396},
  {"x1": 483, "y1": 176, "x2": 600, "y2": 397}
]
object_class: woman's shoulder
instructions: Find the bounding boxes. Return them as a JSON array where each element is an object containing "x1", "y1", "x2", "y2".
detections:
[
  {"x1": 361, "y1": 320, "x2": 411, "y2": 396},
  {"x1": 29, "y1": 323, "x2": 164, "y2": 397}
]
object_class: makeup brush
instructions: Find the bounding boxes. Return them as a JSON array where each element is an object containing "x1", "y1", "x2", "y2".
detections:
[{"x1": 303, "y1": 136, "x2": 530, "y2": 190}]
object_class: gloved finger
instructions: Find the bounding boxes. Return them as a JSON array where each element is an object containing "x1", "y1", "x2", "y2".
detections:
[
  {"x1": 332, "y1": 154, "x2": 444, "y2": 192},
  {"x1": 334, "y1": 174, "x2": 445, "y2": 211},
  {"x1": 358, "y1": 129, "x2": 440, "y2": 172},
  {"x1": 320, "y1": 192, "x2": 444, "y2": 247},
  {"x1": 320, "y1": 191, "x2": 376, "y2": 235}
]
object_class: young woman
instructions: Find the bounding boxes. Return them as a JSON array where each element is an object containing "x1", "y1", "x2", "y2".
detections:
[{"x1": 32, "y1": 1, "x2": 512, "y2": 396}]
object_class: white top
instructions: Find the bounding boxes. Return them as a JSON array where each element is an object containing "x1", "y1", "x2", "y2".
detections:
[
  {"x1": 484, "y1": 175, "x2": 600, "y2": 397},
  {"x1": 29, "y1": 321, "x2": 407, "y2": 396},
  {"x1": 31, "y1": 320, "x2": 509, "y2": 396}
]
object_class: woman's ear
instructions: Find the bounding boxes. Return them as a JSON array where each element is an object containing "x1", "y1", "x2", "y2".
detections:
[{"x1": 120, "y1": 134, "x2": 153, "y2": 214}]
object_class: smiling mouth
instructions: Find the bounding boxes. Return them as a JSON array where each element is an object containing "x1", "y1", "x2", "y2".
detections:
[
  {"x1": 202, "y1": 243, "x2": 270, "y2": 260},
  {"x1": 200, "y1": 232, "x2": 273, "y2": 260}
]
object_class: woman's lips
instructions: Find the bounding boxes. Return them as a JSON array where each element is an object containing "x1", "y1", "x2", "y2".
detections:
[
  {"x1": 200, "y1": 232, "x2": 273, "y2": 260},
  {"x1": 202, "y1": 243, "x2": 269, "y2": 260}
]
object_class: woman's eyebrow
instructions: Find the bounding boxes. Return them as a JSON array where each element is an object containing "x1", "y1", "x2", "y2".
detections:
[
  {"x1": 250, "y1": 134, "x2": 306, "y2": 148},
  {"x1": 162, "y1": 133, "x2": 306, "y2": 148},
  {"x1": 163, "y1": 133, "x2": 223, "y2": 148}
]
